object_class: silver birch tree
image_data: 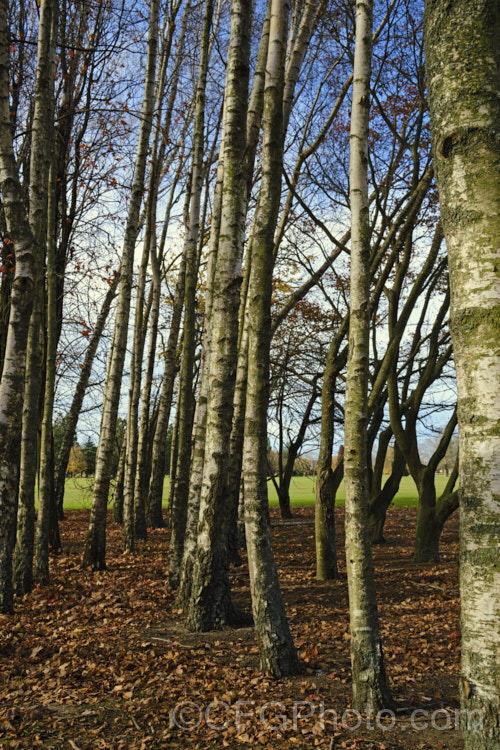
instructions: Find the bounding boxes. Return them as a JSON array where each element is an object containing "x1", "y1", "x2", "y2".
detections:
[
  {"x1": 168, "y1": 0, "x2": 214, "y2": 588},
  {"x1": 343, "y1": 0, "x2": 394, "y2": 712},
  {"x1": 82, "y1": 0, "x2": 160, "y2": 570},
  {"x1": 0, "y1": 0, "x2": 57, "y2": 612},
  {"x1": 424, "y1": 1, "x2": 500, "y2": 745},
  {"x1": 183, "y1": 0, "x2": 253, "y2": 631},
  {"x1": 241, "y1": 0, "x2": 300, "y2": 677}
]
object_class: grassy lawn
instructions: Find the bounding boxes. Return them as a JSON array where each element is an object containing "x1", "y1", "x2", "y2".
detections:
[{"x1": 60, "y1": 473, "x2": 451, "y2": 510}]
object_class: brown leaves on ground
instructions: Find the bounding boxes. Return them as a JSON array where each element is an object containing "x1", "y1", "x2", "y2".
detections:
[{"x1": 0, "y1": 507, "x2": 462, "y2": 749}]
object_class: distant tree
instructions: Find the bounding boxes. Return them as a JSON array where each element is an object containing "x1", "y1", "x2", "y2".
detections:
[
  {"x1": 83, "y1": 439, "x2": 97, "y2": 476},
  {"x1": 67, "y1": 444, "x2": 87, "y2": 477},
  {"x1": 293, "y1": 455, "x2": 314, "y2": 476},
  {"x1": 421, "y1": 433, "x2": 458, "y2": 476},
  {"x1": 53, "y1": 414, "x2": 71, "y2": 461}
]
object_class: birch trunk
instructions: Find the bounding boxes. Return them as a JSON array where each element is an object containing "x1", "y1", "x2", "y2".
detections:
[
  {"x1": 225, "y1": 7, "x2": 271, "y2": 567},
  {"x1": 82, "y1": 0, "x2": 160, "y2": 570},
  {"x1": 315, "y1": 347, "x2": 339, "y2": 579},
  {"x1": 122, "y1": 0, "x2": 187, "y2": 544},
  {"x1": 424, "y1": 2, "x2": 500, "y2": 745},
  {"x1": 145, "y1": 1, "x2": 194, "y2": 531},
  {"x1": 242, "y1": 0, "x2": 300, "y2": 677},
  {"x1": 35, "y1": 151, "x2": 59, "y2": 583},
  {"x1": 122, "y1": 229, "x2": 153, "y2": 552},
  {"x1": 0, "y1": 0, "x2": 53, "y2": 612},
  {"x1": 133, "y1": 238, "x2": 160, "y2": 540},
  {"x1": 177, "y1": 163, "x2": 221, "y2": 606},
  {"x1": 146, "y1": 254, "x2": 185, "y2": 528},
  {"x1": 184, "y1": 0, "x2": 253, "y2": 631},
  {"x1": 12, "y1": 291, "x2": 42, "y2": 594},
  {"x1": 168, "y1": 0, "x2": 214, "y2": 588},
  {"x1": 14, "y1": 0, "x2": 57, "y2": 591},
  {"x1": 53, "y1": 273, "x2": 119, "y2": 518},
  {"x1": 112, "y1": 439, "x2": 126, "y2": 524},
  {"x1": 344, "y1": 0, "x2": 394, "y2": 712}
]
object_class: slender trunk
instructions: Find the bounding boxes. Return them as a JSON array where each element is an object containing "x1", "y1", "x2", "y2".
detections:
[
  {"x1": 122, "y1": 234, "x2": 152, "y2": 553},
  {"x1": 369, "y1": 443, "x2": 406, "y2": 545},
  {"x1": 0, "y1": 0, "x2": 53, "y2": 612},
  {"x1": 242, "y1": 0, "x2": 300, "y2": 677},
  {"x1": 112, "y1": 439, "x2": 126, "y2": 524},
  {"x1": 225, "y1": 9, "x2": 271, "y2": 565},
  {"x1": 344, "y1": 0, "x2": 394, "y2": 712},
  {"x1": 12, "y1": 290, "x2": 42, "y2": 594},
  {"x1": 34, "y1": 3, "x2": 59, "y2": 567},
  {"x1": 83, "y1": 0, "x2": 160, "y2": 570},
  {"x1": 16, "y1": 0, "x2": 57, "y2": 588},
  {"x1": 178, "y1": 163, "x2": 221, "y2": 605},
  {"x1": 184, "y1": 0, "x2": 253, "y2": 632},
  {"x1": 315, "y1": 349, "x2": 338, "y2": 579},
  {"x1": 145, "y1": 66, "x2": 193, "y2": 532},
  {"x1": 226, "y1": 320, "x2": 249, "y2": 563},
  {"x1": 35, "y1": 147, "x2": 59, "y2": 583},
  {"x1": 134, "y1": 240, "x2": 160, "y2": 539},
  {"x1": 168, "y1": 0, "x2": 214, "y2": 588},
  {"x1": 146, "y1": 254, "x2": 185, "y2": 528},
  {"x1": 167, "y1": 393, "x2": 181, "y2": 527},
  {"x1": 53, "y1": 273, "x2": 119, "y2": 518}
]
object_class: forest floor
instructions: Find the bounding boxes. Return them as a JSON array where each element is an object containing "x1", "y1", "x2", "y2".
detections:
[{"x1": 0, "y1": 507, "x2": 463, "y2": 750}]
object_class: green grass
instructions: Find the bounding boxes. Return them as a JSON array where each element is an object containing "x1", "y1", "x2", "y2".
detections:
[{"x1": 60, "y1": 473, "x2": 451, "y2": 510}]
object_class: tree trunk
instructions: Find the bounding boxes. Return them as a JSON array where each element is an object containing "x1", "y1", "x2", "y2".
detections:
[
  {"x1": 168, "y1": 0, "x2": 214, "y2": 589},
  {"x1": 242, "y1": 0, "x2": 300, "y2": 677},
  {"x1": 425, "y1": 3, "x2": 500, "y2": 745},
  {"x1": 344, "y1": 0, "x2": 394, "y2": 712},
  {"x1": 83, "y1": 0, "x2": 160, "y2": 570},
  {"x1": 178, "y1": 158, "x2": 221, "y2": 606},
  {"x1": 315, "y1": 355, "x2": 338, "y2": 579},
  {"x1": 16, "y1": 0, "x2": 57, "y2": 590},
  {"x1": 35, "y1": 148, "x2": 59, "y2": 584},
  {"x1": 12, "y1": 291, "x2": 42, "y2": 595},
  {"x1": 142, "y1": 0, "x2": 191, "y2": 532},
  {"x1": 133, "y1": 240, "x2": 160, "y2": 540},
  {"x1": 122, "y1": 233, "x2": 152, "y2": 553},
  {"x1": 369, "y1": 438, "x2": 406, "y2": 545},
  {"x1": 224, "y1": 6, "x2": 271, "y2": 566},
  {"x1": 0, "y1": 0, "x2": 52, "y2": 612},
  {"x1": 183, "y1": 0, "x2": 253, "y2": 632},
  {"x1": 146, "y1": 253, "x2": 185, "y2": 528},
  {"x1": 112, "y1": 440, "x2": 126, "y2": 525},
  {"x1": 53, "y1": 273, "x2": 119, "y2": 519},
  {"x1": 413, "y1": 470, "x2": 441, "y2": 563}
]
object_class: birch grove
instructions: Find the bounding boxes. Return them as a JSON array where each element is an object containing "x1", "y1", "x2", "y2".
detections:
[{"x1": 0, "y1": 2, "x2": 498, "y2": 744}]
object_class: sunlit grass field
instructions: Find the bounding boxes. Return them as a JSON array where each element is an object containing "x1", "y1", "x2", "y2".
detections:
[{"x1": 60, "y1": 474, "x2": 451, "y2": 510}]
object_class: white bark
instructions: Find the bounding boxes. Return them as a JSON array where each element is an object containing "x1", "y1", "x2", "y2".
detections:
[
  {"x1": 83, "y1": 0, "x2": 160, "y2": 570},
  {"x1": 425, "y1": 1, "x2": 500, "y2": 745},
  {"x1": 184, "y1": 0, "x2": 253, "y2": 632},
  {"x1": 344, "y1": 0, "x2": 394, "y2": 712}
]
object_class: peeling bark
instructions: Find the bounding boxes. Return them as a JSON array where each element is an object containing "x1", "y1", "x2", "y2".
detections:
[{"x1": 425, "y1": 1, "x2": 500, "y2": 745}]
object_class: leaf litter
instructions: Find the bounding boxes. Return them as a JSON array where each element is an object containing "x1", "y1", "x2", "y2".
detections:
[{"x1": 0, "y1": 507, "x2": 462, "y2": 749}]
